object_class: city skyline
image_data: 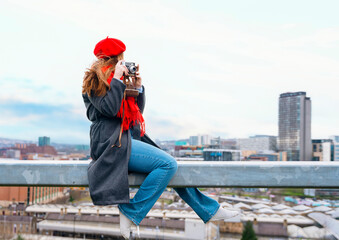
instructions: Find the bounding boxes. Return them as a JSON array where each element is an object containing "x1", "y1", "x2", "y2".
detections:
[{"x1": 1, "y1": 1, "x2": 339, "y2": 144}]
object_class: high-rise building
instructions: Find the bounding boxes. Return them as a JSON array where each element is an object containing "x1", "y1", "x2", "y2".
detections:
[
  {"x1": 278, "y1": 92, "x2": 312, "y2": 161},
  {"x1": 38, "y1": 136, "x2": 50, "y2": 146}
]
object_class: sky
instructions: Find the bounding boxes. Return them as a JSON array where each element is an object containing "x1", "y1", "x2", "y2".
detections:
[{"x1": 0, "y1": 0, "x2": 339, "y2": 144}]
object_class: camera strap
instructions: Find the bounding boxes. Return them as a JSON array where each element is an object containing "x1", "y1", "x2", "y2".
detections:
[{"x1": 111, "y1": 90, "x2": 126, "y2": 148}]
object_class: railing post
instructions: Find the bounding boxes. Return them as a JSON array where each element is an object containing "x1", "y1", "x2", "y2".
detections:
[{"x1": 26, "y1": 186, "x2": 30, "y2": 206}]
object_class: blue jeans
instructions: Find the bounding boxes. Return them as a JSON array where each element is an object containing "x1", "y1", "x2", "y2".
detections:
[{"x1": 118, "y1": 133, "x2": 220, "y2": 226}]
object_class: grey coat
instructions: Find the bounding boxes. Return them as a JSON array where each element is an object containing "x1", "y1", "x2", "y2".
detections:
[{"x1": 82, "y1": 78, "x2": 159, "y2": 205}]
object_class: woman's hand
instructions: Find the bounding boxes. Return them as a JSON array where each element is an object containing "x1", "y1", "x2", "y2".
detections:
[
  {"x1": 132, "y1": 64, "x2": 142, "y2": 89},
  {"x1": 113, "y1": 60, "x2": 128, "y2": 80}
]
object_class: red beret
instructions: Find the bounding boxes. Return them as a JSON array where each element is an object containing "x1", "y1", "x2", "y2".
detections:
[{"x1": 93, "y1": 37, "x2": 126, "y2": 58}]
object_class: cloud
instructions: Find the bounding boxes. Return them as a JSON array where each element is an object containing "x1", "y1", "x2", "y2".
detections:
[
  {"x1": 0, "y1": 100, "x2": 90, "y2": 144},
  {"x1": 0, "y1": 111, "x2": 42, "y2": 126},
  {"x1": 1, "y1": 0, "x2": 339, "y2": 142}
]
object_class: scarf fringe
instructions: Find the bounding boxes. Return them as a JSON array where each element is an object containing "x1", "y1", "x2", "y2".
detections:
[{"x1": 117, "y1": 97, "x2": 145, "y2": 136}]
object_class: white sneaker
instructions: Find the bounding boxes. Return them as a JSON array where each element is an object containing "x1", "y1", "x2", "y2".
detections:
[
  {"x1": 119, "y1": 209, "x2": 133, "y2": 239},
  {"x1": 209, "y1": 206, "x2": 241, "y2": 222}
]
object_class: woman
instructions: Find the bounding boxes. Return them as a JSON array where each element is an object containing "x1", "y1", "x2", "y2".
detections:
[{"x1": 82, "y1": 37, "x2": 241, "y2": 239}]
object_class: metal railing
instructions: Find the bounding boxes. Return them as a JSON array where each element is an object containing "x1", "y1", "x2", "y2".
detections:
[{"x1": 1, "y1": 159, "x2": 339, "y2": 188}]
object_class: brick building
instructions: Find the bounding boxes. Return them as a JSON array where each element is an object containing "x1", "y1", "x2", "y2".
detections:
[{"x1": 0, "y1": 186, "x2": 65, "y2": 206}]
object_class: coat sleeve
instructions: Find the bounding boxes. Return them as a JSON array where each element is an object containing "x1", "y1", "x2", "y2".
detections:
[
  {"x1": 87, "y1": 78, "x2": 126, "y2": 118},
  {"x1": 137, "y1": 85, "x2": 146, "y2": 114}
]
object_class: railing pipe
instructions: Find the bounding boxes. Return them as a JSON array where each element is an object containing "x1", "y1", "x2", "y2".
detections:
[{"x1": 1, "y1": 159, "x2": 339, "y2": 188}]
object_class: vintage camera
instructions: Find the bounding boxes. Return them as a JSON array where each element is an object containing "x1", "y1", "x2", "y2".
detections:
[
  {"x1": 122, "y1": 61, "x2": 139, "y2": 97},
  {"x1": 122, "y1": 61, "x2": 137, "y2": 77}
]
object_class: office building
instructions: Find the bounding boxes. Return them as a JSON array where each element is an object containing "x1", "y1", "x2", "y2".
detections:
[
  {"x1": 189, "y1": 136, "x2": 199, "y2": 146},
  {"x1": 75, "y1": 144, "x2": 90, "y2": 151},
  {"x1": 278, "y1": 92, "x2": 312, "y2": 161},
  {"x1": 200, "y1": 135, "x2": 211, "y2": 145},
  {"x1": 189, "y1": 134, "x2": 212, "y2": 146},
  {"x1": 312, "y1": 139, "x2": 332, "y2": 161},
  {"x1": 237, "y1": 135, "x2": 277, "y2": 152},
  {"x1": 203, "y1": 149, "x2": 241, "y2": 161},
  {"x1": 38, "y1": 136, "x2": 50, "y2": 146}
]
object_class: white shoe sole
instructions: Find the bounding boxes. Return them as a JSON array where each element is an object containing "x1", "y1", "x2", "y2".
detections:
[
  {"x1": 209, "y1": 208, "x2": 242, "y2": 222},
  {"x1": 224, "y1": 213, "x2": 241, "y2": 222}
]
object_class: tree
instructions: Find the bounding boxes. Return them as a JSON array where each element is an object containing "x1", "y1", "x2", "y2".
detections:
[
  {"x1": 241, "y1": 221, "x2": 257, "y2": 240},
  {"x1": 16, "y1": 234, "x2": 24, "y2": 240}
]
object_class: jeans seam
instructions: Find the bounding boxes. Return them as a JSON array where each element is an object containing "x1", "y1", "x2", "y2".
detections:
[
  {"x1": 121, "y1": 140, "x2": 177, "y2": 225},
  {"x1": 130, "y1": 168, "x2": 165, "y2": 224},
  {"x1": 129, "y1": 162, "x2": 171, "y2": 225}
]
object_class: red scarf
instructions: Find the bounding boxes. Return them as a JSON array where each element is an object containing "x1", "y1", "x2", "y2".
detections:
[{"x1": 102, "y1": 65, "x2": 145, "y2": 137}]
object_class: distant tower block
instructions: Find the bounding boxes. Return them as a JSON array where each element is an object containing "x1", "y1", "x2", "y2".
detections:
[
  {"x1": 38, "y1": 136, "x2": 50, "y2": 146},
  {"x1": 278, "y1": 92, "x2": 312, "y2": 161}
]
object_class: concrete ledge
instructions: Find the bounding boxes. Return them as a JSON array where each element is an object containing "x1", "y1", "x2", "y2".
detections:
[{"x1": 1, "y1": 159, "x2": 339, "y2": 188}]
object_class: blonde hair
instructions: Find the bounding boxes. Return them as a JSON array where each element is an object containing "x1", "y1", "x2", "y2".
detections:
[{"x1": 82, "y1": 53, "x2": 124, "y2": 97}]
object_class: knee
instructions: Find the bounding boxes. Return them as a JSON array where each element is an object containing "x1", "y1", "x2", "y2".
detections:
[{"x1": 165, "y1": 157, "x2": 178, "y2": 174}]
